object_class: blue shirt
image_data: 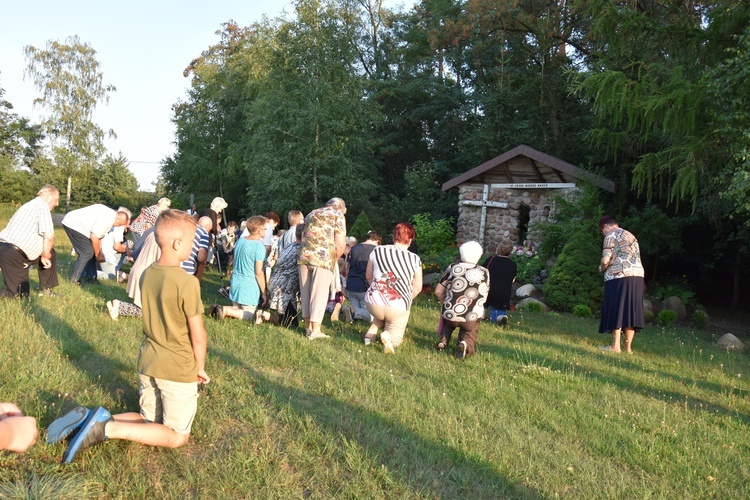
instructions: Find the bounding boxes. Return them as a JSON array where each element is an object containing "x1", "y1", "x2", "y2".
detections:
[{"x1": 229, "y1": 237, "x2": 267, "y2": 307}]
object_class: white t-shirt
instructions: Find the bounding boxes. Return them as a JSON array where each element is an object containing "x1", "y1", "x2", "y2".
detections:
[{"x1": 62, "y1": 204, "x2": 117, "y2": 239}]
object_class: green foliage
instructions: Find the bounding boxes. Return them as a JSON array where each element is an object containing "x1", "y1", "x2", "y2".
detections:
[
  {"x1": 544, "y1": 222, "x2": 604, "y2": 313},
  {"x1": 652, "y1": 281, "x2": 695, "y2": 308},
  {"x1": 658, "y1": 309, "x2": 677, "y2": 327},
  {"x1": 348, "y1": 210, "x2": 373, "y2": 242},
  {"x1": 510, "y1": 241, "x2": 545, "y2": 284},
  {"x1": 572, "y1": 305, "x2": 593, "y2": 318},
  {"x1": 518, "y1": 301, "x2": 543, "y2": 312},
  {"x1": 692, "y1": 309, "x2": 709, "y2": 329},
  {"x1": 24, "y1": 35, "x2": 115, "y2": 211},
  {"x1": 533, "y1": 185, "x2": 603, "y2": 260},
  {"x1": 411, "y1": 212, "x2": 455, "y2": 258}
]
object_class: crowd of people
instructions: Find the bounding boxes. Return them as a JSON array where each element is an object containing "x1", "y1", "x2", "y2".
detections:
[{"x1": 0, "y1": 186, "x2": 645, "y2": 462}]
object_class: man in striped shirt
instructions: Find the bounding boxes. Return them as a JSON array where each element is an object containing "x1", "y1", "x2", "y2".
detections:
[{"x1": 0, "y1": 185, "x2": 60, "y2": 297}]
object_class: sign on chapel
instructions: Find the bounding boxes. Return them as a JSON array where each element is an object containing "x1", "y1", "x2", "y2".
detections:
[{"x1": 442, "y1": 145, "x2": 616, "y2": 254}]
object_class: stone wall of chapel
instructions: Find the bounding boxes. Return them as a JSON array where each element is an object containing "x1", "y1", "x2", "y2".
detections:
[{"x1": 455, "y1": 183, "x2": 578, "y2": 254}]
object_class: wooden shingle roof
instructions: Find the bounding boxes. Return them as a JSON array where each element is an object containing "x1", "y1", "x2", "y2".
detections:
[{"x1": 442, "y1": 144, "x2": 616, "y2": 193}]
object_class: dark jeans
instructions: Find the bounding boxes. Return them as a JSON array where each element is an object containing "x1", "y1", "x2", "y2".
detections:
[
  {"x1": 0, "y1": 243, "x2": 59, "y2": 297},
  {"x1": 63, "y1": 226, "x2": 98, "y2": 283},
  {"x1": 438, "y1": 318, "x2": 481, "y2": 356}
]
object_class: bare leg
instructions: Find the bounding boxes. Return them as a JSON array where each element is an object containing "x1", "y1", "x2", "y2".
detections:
[
  {"x1": 106, "y1": 414, "x2": 189, "y2": 448},
  {"x1": 623, "y1": 328, "x2": 635, "y2": 354},
  {"x1": 610, "y1": 329, "x2": 622, "y2": 353},
  {"x1": 364, "y1": 319, "x2": 383, "y2": 342}
]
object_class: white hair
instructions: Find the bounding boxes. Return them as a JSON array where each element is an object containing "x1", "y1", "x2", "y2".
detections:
[{"x1": 459, "y1": 241, "x2": 483, "y2": 265}]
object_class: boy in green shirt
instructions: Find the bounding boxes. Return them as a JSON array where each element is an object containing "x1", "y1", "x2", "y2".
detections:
[{"x1": 47, "y1": 210, "x2": 210, "y2": 462}]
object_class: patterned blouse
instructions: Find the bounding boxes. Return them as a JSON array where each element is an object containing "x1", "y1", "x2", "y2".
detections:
[
  {"x1": 297, "y1": 206, "x2": 346, "y2": 272},
  {"x1": 603, "y1": 228, "x2": 645, "y2": 282},
  {"x1": 130, "y1": 205, "x2": 159, "y2": 234},
  {"x1": 365, "y1": 245, "x2": 422, "y2": 311},
  {"x1": 268, "y1": 241, "x2": 301, "y2": 314},
  {"x1": 439, "y1": 263, "x2": 490, "y2": 323}
]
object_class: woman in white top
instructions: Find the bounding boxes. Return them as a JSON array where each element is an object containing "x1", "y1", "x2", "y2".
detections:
[{"x1": 363, "y1": 222, "x2": 422, "y2": 353}]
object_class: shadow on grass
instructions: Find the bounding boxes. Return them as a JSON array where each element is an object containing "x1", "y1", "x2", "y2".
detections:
[
  {"x1": 29, "y1": 301, "x2": 139, "y2": 416},
  {"x1": 482, "y1": 335, "x2": 750, "y2": 423},
  {"x1": 211, "y1": 346, "x2": 542, "y2": 499}
]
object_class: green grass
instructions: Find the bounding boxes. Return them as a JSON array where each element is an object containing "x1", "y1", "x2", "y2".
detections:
[{"x1": 1, "y1": 205, "x2": 749, "y2": 498}]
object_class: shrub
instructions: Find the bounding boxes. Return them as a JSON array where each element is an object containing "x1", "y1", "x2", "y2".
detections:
[
  {"x1": 652, "y1": 281, "x2": 695, "y2": 308},
  {"x1": 412, "y1": 213, "x2": 455, "y2": 257},
  {"x1": 692, "y1": 309, "x2": 709, "y2": 329},
  {"x1": 572, "y1": 305, "x2": 593, "y2": 318},
  {"x1": 544, "y1": 222, "x2": 603, "y2": 313},
  {"x1": 511, "y1": 241, "x2": 546, "y2": 284},
  {"x1": 348, "y1": 211, "x2": 374, "y2": 242},
  {"x1": 658, "y1": 309, "x2": 677, "y2": 327},
  {"x1": 519, "y1": 301, "x2": 543, "y2": 312}
]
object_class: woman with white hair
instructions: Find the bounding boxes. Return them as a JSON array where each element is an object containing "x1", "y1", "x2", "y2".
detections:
[{"x1": 435, "y1": 241, "x2": 490, "y2": 359}]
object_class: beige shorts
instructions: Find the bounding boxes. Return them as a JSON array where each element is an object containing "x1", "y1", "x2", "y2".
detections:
[
  {"x1": 233, "y1": 302, "x2": 257, "y2": 321},
  {"x1": 139, "y1": 373, "x2": 198, "y2": 435}
]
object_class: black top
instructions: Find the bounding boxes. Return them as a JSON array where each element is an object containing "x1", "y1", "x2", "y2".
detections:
[
  {"x1": 345, "y1": 242, "x2": 377, "y2": 293},
  {"x1": 481, "y1": 255, "x2": 517, "y2": 310}
]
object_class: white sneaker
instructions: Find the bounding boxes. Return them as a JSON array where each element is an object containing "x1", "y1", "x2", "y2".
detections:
[
  {"x1": 308, "y1": 331, "x2": 330, "y2": 340},
  {"x1": 364, "y1": 337, "x2": 372, "y2": 346},
  {"x1": 106, "y1": 300, "x2": 119, "y2": 321},
  {"x1": 455, "y1": 340, "x2": 467, "y2": 359}
]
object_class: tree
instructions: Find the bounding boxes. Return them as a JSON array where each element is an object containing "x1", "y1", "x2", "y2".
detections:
[{"x1": 25, "y1": 35, "x2": 115, "y2": 212}]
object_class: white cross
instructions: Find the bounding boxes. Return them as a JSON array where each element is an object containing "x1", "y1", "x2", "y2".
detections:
[{"x1": 459, "y1": 184, "x2": 508, "y2": 247}]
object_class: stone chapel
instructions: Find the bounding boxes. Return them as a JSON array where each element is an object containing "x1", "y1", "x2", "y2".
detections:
[{"x1": 442, "y1": 145, "x2": 616, "y2": 253}]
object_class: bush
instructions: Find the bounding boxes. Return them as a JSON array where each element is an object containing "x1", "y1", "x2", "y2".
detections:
[
  {"x1": 652, "y1": 281, "x2": 695, "y2": 308},
  {"x1": 412, "y1": 213, "x2": 455, "y2": 257},
  {"x1": 544, "y1": 222, "x2": 603, "y2": 313},
  {"x1": 519, "y1": 301, "x2": 543, "y2": 312},
  {"x1": 692, "y1": 309, "x2": 709, "y2": 329},
  {"x1": 511, "y1": 241, "x2": 546, "y2": 284},
  {"x1": 658, "y1": 309, "x2": 677, "y2": 327},
  {"x1": 572, "y1": 305, "x2": 593, "y2": 318},
  {"x1": 348, "y1": 211, "x2": 374, "y2": 242}
]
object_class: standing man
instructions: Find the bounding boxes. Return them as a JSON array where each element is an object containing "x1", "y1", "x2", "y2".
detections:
[
  {"x1": 62, "y1": 204, "x2": 131, "y2": 285},
  {"x1": 298, "y1": 197, "x2": 347, "y2": 340},
  {"x1": 0, "y1": 185, "x2": 60, "y2": 297}
]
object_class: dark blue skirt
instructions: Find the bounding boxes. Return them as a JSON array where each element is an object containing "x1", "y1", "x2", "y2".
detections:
[{"x1": 598, "y1": 276, "x2": 645, "y2": 333}]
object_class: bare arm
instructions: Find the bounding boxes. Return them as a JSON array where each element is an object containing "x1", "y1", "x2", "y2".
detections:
[
  {"x1": 40, "y1": 232, "x2": 54, "y2": 268},
  {"x1": 334, "y1": 233, "x2": 346, "y2": 260},
  {"x1": 255, "y1": 260, "x2": 267, "y2": 304},
  {"x1": 197, "y1": 248, "x2": 208, "y2": 265},
  {"x1": 366, "y1": 259, "x2": 373, "y2": 283},
  {"x1": 187, "y1": 314, "x2": 209, "y2": 384},
  {"x1": 90, "y1": 234, "x2": 105, "y2": 262},
  {"x1": 435, "y1": 283, "x2": 446, "y2": 303},
  {"x1": 411, "y1": 267, "x2": 423, "y2": 299},
  {"x1": 0, "y1": 403, "x2": 37, "y2": 452}
]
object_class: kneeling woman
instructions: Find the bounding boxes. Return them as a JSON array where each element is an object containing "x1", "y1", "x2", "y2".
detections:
[{"x1": 363, "y1": 222, "x2": 422, "y2": 353}]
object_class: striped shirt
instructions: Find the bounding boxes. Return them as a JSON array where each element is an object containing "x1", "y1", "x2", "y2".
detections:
[
  {"x1": 0, "y1": 197, "x2": 53, "y2": 260},
  {"x1": 365, "y1": 245, "x2": 422, "y2": 310},
  {"x1": 180, "y1": 226, "x2": 210, "y2": 275}
]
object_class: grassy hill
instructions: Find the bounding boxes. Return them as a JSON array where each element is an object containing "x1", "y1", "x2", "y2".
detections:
[{"x1": 0, "y1": 204, "x2": 748, "y2": 498}]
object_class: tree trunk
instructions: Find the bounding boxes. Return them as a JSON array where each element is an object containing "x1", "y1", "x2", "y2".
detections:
[{"x1": 66, "y1": 175, "x2": 72, "y2": 213}]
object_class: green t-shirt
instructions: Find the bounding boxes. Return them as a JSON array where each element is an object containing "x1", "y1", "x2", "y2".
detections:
[{"x1": 137, "y1": 263, "x2": 203, "y2": 383}]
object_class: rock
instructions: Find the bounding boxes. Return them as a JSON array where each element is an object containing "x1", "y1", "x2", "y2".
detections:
[
  {"x1": 516, "y1": 284, "x2": 536, "y2": 298},
  {"x1": 644, "y1": 308, "x2": 655, "y2": 322},
  {"x1": 643, "y1": 298, "x2": 653, "y2": 313},
  {"x1": 661, "y1": 296, "x2": 687, "y2": 320},
  {"x1": 717, "y1": 333, "x2": 744, "y2": 351},
  {"x1": 517, "y1": 297, "x2": 548, "y2": 311},
  {"x1": 422, "y1": 273, "x2": 442, "y2": 286}
]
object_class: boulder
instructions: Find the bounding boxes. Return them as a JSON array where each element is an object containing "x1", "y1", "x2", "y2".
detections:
[
  {"x1": 643, "y1": 298, "x2": 653, "y2": 313},
  {"x1": 516, "y1": 284, "x2": 536, "y2": 298},
  {"x1": 661, "y1": 296, "x2": 687, "y2": 320},
  {"x1": 422, "y1": 273, "x2": 442, "y2": 286},
  {"x1": 644, "y1": 308, "x2": 655, "y2": 322},
  {"x1": 717, "y1": 333, "x2": 744, "y2": 351},
  {"x1": 517, "y1": 297, "x2": 548, "y2": 311}
]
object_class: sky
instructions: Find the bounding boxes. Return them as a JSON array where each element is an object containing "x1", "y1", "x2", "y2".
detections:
[{"x1": 0, "y1": 0, "x2": 408, "y2": 191}]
